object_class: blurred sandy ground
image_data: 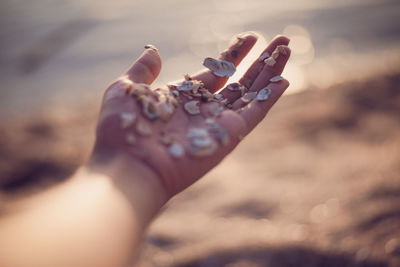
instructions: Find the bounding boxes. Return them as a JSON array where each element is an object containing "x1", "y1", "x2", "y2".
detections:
[{"x1": 0, "y1": 0, "x2": 400, "y2": 266}]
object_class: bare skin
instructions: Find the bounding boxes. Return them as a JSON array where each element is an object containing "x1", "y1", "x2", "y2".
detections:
[{"x1": 0, "y1": 33, "x2": 290, "y2": 267}]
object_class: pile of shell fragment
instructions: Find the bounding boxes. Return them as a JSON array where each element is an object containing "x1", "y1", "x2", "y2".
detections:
[{"x1": 118, "y1": 43, "x2": 286, "y2": 159}]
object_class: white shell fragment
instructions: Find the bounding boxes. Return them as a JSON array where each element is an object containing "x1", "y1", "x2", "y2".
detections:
[
  {"x1": 120, "y1": 112, "x2": 136, "y2": 128},
  {"x1": 258, "y1": 52, "x2": 270, "y2": 62},
  {"x1": 127, "y1": 83, "x2": 150, "y2": 96},
  {"x1": 277, "y1": 45, "x2": 288, "y2": 55},
  {"x1": 210, "y1": 105, "x2": 224, "y2": 117},
  {"x1": 125, "y1": 133, "x2": 136, "y2": 144},
  {"x1": 177, "y1": 80, "x2": 202, "y2": 92},
  {"x1": 136, "y1": 121, "x2": 152, "y2": 136},
  {"x1": 168, "y1": 143, "x2": 184, "y2": 158},
  {"x1": 206, "y1": 121, "x2": 230, "y2": 146},
  {"x1": 144, "y1": 44, "x2": 158, "y2": 50},
  {"x1": 270, "y1": 75, "x2": 284, "y2": 83},
  {"x1": 203, "y1": 57, "x2": 236, "y2": 77},
  {"x1": 214, "y1": 93, "x2": 223, "y2": 100},
  {"x1": 227, "y1": 83, "x2": 248, "y2": 96},
  {"x1": 184, "y1": 100, "x2": 200, "y2": 115},
  {"x1": 187, "y1": 128, "x2": 217, "y2": 157},
  {"x1": 157, "y1": 102, "x2": 175, "y2": 121},
  {"x1": 241, "y1": 92, "x2": 257, "y2": 103},
  {"x1": 264, "y1": 57, "x2": 276, "y2": 67},
  {"x1": 140, "y1": 95, "x2": 159, "y2": 120},
  {"x1": 257, "y1": 88, "x2": 272, "y2": 101}
]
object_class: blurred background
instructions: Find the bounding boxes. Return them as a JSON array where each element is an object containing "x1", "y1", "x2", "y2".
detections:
[{"x1": 0, "y1": 0, "x2": 399, "y2": 266}]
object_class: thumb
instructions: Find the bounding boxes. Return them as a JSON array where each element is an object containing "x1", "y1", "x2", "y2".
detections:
[{"x1": 125, "y1": 46, "x2": 162, "y2": 85}]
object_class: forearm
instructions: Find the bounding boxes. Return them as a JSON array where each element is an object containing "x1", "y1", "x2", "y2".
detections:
[{"x1": 0, "y1": 155, "x2": 167, "y2": 267}]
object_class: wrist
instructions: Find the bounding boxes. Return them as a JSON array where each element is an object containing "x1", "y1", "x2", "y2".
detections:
[{"x1": 85, "y1": 152, "x2": 168, "y2": 227}]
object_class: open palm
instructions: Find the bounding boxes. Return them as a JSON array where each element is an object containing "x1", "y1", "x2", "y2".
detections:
[{"x1": 93, "y1": 33, "x2": 291, "y2": 197}]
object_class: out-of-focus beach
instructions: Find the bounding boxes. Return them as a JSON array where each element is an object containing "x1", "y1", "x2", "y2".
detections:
[{"x1": 0, "y1": 0, "x2": 399, "y2": 266}]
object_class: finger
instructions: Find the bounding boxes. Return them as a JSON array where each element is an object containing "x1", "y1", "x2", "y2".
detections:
[
  {"x1": 125, "y1": 47, "x2": 162, "y2": 84},
  {"x1": 231, "y1": 45, "x2": 291, "y2": 110},
  {"x1": 239, "y1": 35, "x2": 290, "y2": 88},
  {"x1": 239, "y1": 78, "x2": 290, "y2": 135},
  {"x1": 218, "y1": 36, "x2": 290, "y2": 104},
  {"x1": 190, "y1": 33, "x2": 258, "y2": 93}
]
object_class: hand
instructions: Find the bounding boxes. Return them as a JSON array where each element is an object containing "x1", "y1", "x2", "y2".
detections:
[{"x1": 91, "y1": 33, "x2": 291, "y2": 199}]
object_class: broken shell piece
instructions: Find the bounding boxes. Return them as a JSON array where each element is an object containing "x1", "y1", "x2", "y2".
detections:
[
  {"x1": 125, "y1": 133, "x2": 136, "y2": 144},
  {"x1": 157, "y1": 102, "x2": 175, "y2": 121},
  {"x1": 217, "y1": 129, "x2": 230, "y2": 146},
  {"x1": 203, "y1": 57, "x2": 236, "y2": 77},
  {"x1": 140, "y1": 96, "x2": 159, "y2": 120},
  {"x1": 168, "y1": 143, "x2": 184, "y2": 158},
  {"x1": 227, "y1": 83, "x2": 240, "y2": 91},
  {"x1": 210, "y1": 105, "x2": 224, "y2": 117},
  {"x1": 120, "y1": 112, "x2": 136, "y2": 128},
  {"x1": 187, "y1": 128, "x2": 218, "y2": 157},
  {"x1": 187, "y1": 128, "x2": 209, "y2": 139},
  {"x1": 184, "y1": 73, "x2": 192, "y2": 81},
  {"x1": 264, "y1": 57, "x2": 276, "y2": 67},
  {"x1": 188, "y1": 142, "x2": 217, "y2": 157},
  {"x1": 277, "y1": 45, "x2": 288, "y2": 55},
  {"x1": 241, "y1": 92, "x2": 257, "y2": 103},
  {"x1": 128, "y1": 83, "x2": 151, "y2": 96},
  {"x1": 177, "y1": 80, "x2": 202, "y2": 92},
  {"x1": 144, "y1": 44, "x2": 158, "y2": 50},
  {"x1": 206, "y1": 122, "x2": 230, "y2": 146},
  {"x1": 136, "y1": 121, "x2": 152, "y2": 136},
  {"x1": 259, "y1": 52, "x2": 270, "y2": 62},
  {"x1": 236, "y1": 36, "x2": 245, "y2": 47},
  {"x1": 270, "y1": 75, "x2": 284, "y2": 83},
  {"x1": 214, "y1": 94, "x2": 223, "y2": 100},
  {"x1": 257, "y1": 88, "x2": 272, "y2": 101},
  {"x1": 184, "y1": 100, "x2": 200, "y2": 115}
]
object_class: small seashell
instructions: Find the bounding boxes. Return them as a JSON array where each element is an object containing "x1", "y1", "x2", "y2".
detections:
[
  {"x1": 188, "y1": 142, "x2": 217, "y2": 157},
  {"x1": 241, "y1": 92, "x2": 257, "y2": 103},
  {"x1": 264, "y1": 57, "x2": 276, "y2": 67},
  {"x1": 272, "y1": 49, "x2": 280, "y2": 60},
  {"x1": 205, "y1": 118, "x2": 216, "y2": 125},
  {"x1": 125, "y1": 133, "x2": 136, "y2": 144},
  {"x1": 184, "y1": 100, "x2": 200, "y2": 115},
  {"x1": 257, "y1": 88, "x2": 272, "y2": 101},
  {"x1": 192, "y1": 137, "x2": 214, "y2": 148},
  {"x1": 187, "y1": 128, "x2": 209, "y2": 139},
  {"x1": 168, "y1": 143, "x2": 184, "y2": 158},
  {"x1": 236, "y1": 36, "x2": 245, "y2": 47},
  {"x1": 203, "y1": 57, "x2": 236, "y2": 77},
  {"x1": 206, "y1": 122, "x2": 230, "y2": 146},
  {"x1": 258, "y1": 52, "x2": 270, "y2": 62},
  {"x1": 227, "y1": 83, "x2": 240, "y2": 91},
  {"x1": 217, "y1": 129, "x2": 230, "y2": 146},
  {"x1": 139, "y1": 96, "x2": 159, "y2": 121},
  {"x1": 172, "y1": 90, "x2": 180, "y2": 97},
  {"x1": 210, "y1": 105, "x2": 224, "y2": 117},
  {"x1": 120, "y1": 112, "x2": 136, "y2": 128},
  {"x1": 144, "y1": 44, "x2": 158, "y2": 50},
  {"x1": 187, "y1": 128, "x2": 218, "y2": 157},
  {"x1": 240, "y1": 86, "x2": 248, "y2": 96},
  {"x1": 136, "y1": 121, "x2": 152, "y2": 136},
  {"x1": 157, "y1": 102, "x2": 175, "y2": 121},
  {"x1": 277, "y1": 45, "x2": 288, "y2": 55},
  {"x1": 270, "y1": 75, "x2": 284, "y2": 83},
  {"x1": 177, "y1": 80, "x2": 202, "y2": 92},
  {"x1": 214, "y1": 93, "x2": 223, "y2": 100}
]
